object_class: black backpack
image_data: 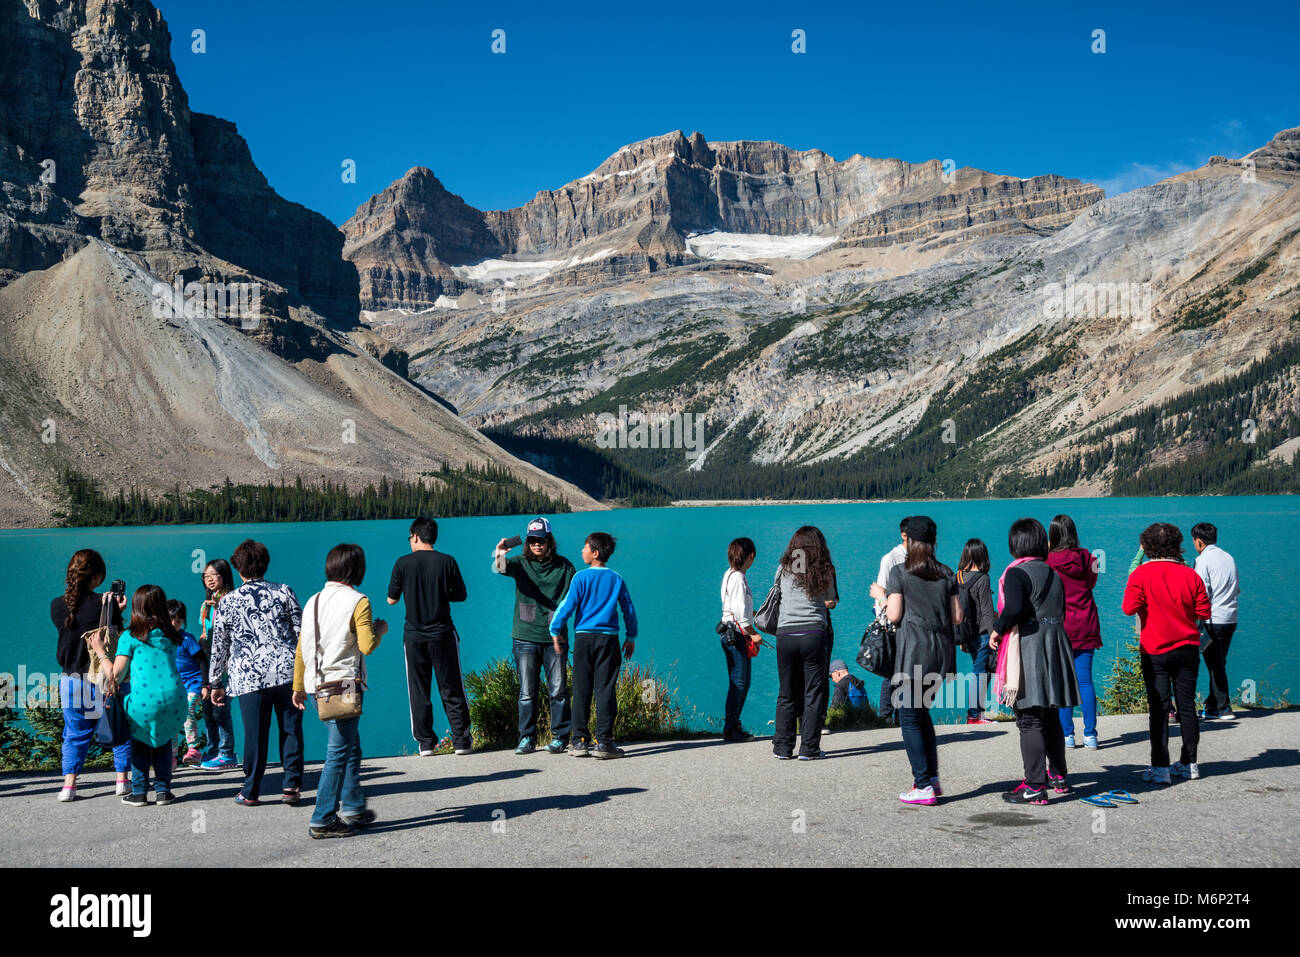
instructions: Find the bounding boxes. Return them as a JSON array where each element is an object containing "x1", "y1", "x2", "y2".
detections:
[{"x1": 954, "y1": 570, "x2": 980, "y2": 654}]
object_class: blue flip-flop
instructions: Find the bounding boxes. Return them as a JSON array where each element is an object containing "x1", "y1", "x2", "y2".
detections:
[
  {"x1": 1105, "y1": 789, "x2": 1140, "y2": 804},
  {"x1": 1081, "y1": 793, "x2": 1116, "y2": 807}
]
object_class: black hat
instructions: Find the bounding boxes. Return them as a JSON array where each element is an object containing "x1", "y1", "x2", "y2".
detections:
[{"x1": 904, "y1": 515, "x2": 937, "y2": 544}]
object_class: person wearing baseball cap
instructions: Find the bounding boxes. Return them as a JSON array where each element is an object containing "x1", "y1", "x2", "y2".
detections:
[
  {"x1": 828, "y1": 658, "x2": 868, "y2": 710},
  {"x1": 493, "y1": 518, "x2": 576, "y2": 755}
]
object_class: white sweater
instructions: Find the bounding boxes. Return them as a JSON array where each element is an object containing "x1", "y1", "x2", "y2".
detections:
[
  {"x1": 721, "y1": 568, "x2": 754, "y2": 630},
  {"x1": 299, "y1": 582, "x2": 366, "y2": 694}
]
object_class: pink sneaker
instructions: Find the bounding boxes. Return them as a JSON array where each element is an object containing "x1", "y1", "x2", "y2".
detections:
[
  {"x1": 182, "y1": 748, "x2": 202, "y2": 767},
  {"x1": 1047, "y1": 771, "x2": 1072, "y2": 794},
  {"x1": 899, "y1": 785, "x2": 937, "y2": 806}
]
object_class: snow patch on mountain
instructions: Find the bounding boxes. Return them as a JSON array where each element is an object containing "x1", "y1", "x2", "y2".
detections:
[{"x1": 685, "y1": 231, "x2": 840, "y2": 261}]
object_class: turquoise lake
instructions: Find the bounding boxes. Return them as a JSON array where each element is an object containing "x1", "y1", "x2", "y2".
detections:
[{"x1": 5, "y1": 497, "x2": 1294, "y2": 762}]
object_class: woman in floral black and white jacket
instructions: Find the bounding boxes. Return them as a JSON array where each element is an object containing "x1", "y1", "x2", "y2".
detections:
[{"x1": 209, "y1": 539, "x2": 304, "y2": 807}]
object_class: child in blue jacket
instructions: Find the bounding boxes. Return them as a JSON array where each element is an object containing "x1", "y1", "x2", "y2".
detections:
[
  {"x1": 169, "y1": 600, "x2": 209, "y2": 767},
  {"x1": 550, "y1": 532, "x2": 637, "y2": 759}
]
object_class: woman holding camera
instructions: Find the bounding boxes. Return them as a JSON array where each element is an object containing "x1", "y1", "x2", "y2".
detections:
[
  {"x1": 50, "y1": 549, "x2": 133, "y2": 802},
  {"x1": 719, "y1": 537, "x2": 760, "y2": 742}
]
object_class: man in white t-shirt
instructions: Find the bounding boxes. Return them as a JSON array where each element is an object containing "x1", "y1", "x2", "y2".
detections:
[
  {"x1": 1191, "y1": 522, "x2": 1240, "y2": 720},
  {"x1": 868, "y1": 518, "x2": 910, "y2": 722}
]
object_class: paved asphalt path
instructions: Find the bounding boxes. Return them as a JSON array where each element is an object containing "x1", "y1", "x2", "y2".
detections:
[{"x1": 2, "y1": 711, "x2": 1295, "y2": 867}]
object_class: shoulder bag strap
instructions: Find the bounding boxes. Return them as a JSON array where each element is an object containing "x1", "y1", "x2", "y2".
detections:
[{"x1": 313, "y1": 593, "x2": 324, "y2": 692}]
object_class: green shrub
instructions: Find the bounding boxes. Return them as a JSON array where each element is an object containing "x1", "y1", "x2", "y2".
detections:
[
  {"x1": 825, "y1": 699, "x2": 889, "y2": 731},
  {"x1": 1099, "y1": 621, "x2": 1148, "y2": 716},
  {"x1": 0, "y1": 679, "x2": 112, "y2": 772}
]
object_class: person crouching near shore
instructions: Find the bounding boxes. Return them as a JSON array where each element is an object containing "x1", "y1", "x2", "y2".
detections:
[
  {"x1": 549, "y1": 532, "x2": 638, "y2": 759},
  {"x1": 991, "y1": 519, "x2": 1079, "y2": 805},
  {"x1": 293, "y1": 544, "x2": 387, "y2": 839},
  {"x1": 1122, "y1": 523, "x2": 1210, "y2": 784}
]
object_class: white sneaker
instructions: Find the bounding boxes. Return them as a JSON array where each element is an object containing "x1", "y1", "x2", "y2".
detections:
[
  {"x1": 57, "y1": 787, "x2": 76, "y2": 803},
  {"x1": 1064, "y1": 734, "x2": 1077, "y2": 748},
  {"x1": 899, "y1": 785, "x2": 937, "y2": 805},
  {"x1": 115, "y1": 780, "x2": 130, "y2": 796},
  {"x1": 418, "y1": 749, "x2": 436, "y2": 757},
  {"x1": 1172, "y1": 761, "x2": 1201, "y2": 779},
  {"x1": 1140, "y1": 766, "x2": 1172, "y2": 785}
]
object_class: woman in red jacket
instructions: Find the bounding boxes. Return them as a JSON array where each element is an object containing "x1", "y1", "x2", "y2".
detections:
[
  {"x1": 1121, "y1": 523, "x2": 1211, "y2": 785},
  {"x1": 1047, "y1": 515, "x2": 1102, "y2": 750}
]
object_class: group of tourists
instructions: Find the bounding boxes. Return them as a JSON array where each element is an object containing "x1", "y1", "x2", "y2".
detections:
[
  {"x1": 717, "y1": 513, "x2": 1240, "y2": 806},
  {"x1": 48, "y1": 509, "x2": 1239, "y2": 836},
  {"x1": 50, "y1": 517, "x2": 639, "y2": 838}
]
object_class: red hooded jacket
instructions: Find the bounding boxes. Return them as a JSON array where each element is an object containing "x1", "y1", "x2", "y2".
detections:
[{"x1": 1046, "y1": 547, "x2": 1102, "y2": 650}]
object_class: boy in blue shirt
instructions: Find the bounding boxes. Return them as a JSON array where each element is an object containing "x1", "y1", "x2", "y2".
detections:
[
  {"x1": 550, "y1": 532, "x2": 637, "y2": 759},
  {"x1": 169, "y1": 599, "x2": 209, "y2": 767}
]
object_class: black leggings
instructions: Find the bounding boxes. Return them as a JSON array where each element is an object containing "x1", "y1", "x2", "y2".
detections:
[
  {"x1": 1142, "y1": 644, "x2": 1200, "y2": 766},
  {"x1": 1015, "y1": 705, "x2": 1067, "y2": 788},
  {"x1": 773, "y1": 632, "x2": 828, "y2": 757}
]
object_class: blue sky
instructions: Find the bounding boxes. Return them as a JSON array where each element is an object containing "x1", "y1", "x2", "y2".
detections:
[{"x1": 154, "y1": 0, "x2": 1299, "y2": 226}]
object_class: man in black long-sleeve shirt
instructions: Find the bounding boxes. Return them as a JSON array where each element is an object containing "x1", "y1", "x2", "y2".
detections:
[{"x1": 388, "y1": 517, "x2": 472, "y2": 754}]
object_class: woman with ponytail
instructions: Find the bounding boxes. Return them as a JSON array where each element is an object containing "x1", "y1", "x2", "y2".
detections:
[{"x1": 48, "y1": 549, "x2": 132, "y2": 802}]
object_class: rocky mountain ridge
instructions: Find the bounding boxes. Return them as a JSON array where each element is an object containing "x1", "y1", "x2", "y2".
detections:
[
  {"x1": 0, "y1": 0, "x2": 598, "y2": 524},
  {"x1": 366, "y1": 126, "x2": 1300, "y2": 498},
  {"x1": 342, "y1": 129, "x2": 1103, "y2": 312}
]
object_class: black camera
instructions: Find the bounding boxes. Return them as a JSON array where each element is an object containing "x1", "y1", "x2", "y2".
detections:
[{"x1": 110, "y1": 579, "x2": 126, "y2": 598}]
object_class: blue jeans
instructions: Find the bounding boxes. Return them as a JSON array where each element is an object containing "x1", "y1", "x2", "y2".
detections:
[
  {"x1": 202, "y1": 694, "x2": 236, "y2": 759},
  {"x1": 898, "y1": 706, "x2": 938, "y2": 789},
  {"x1": 130, "y1": 739, "x2": 174, "y2": 794},
  {"x1": 966, "y1": 632, "x2": 993, "y2": 719},
  {"x1": 1059, "y1": 648, "x2": 1097, "y2": 737},
  {"x1": 513, "y1": 639, "x2": 571, "y2": 741},
  {"x1": 721, "y1": 636, "x2": 752, "y2": 734},
  {"x1": 59, "y1": 675, "x2": 131, "y2": 776},
  {"x1": 311, "y1": 716, "x2": 364, "y2": 826}
]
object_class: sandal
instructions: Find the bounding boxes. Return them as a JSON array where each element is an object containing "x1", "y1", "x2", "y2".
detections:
[
  {"x1": 1081, "y1": 793, "x2": 1116, "y2": 807},
  {"x1": 1105, "y1": 789, "x2": 1140, "y2": 805}
]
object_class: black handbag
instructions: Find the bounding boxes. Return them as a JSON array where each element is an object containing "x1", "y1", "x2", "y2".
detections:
[
  {"x1": 753, "y1": 576, "x2": 781, "y2": 635},
  {"x1": 856, "y1": 613, "x2": 897, "y2": 678}
]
